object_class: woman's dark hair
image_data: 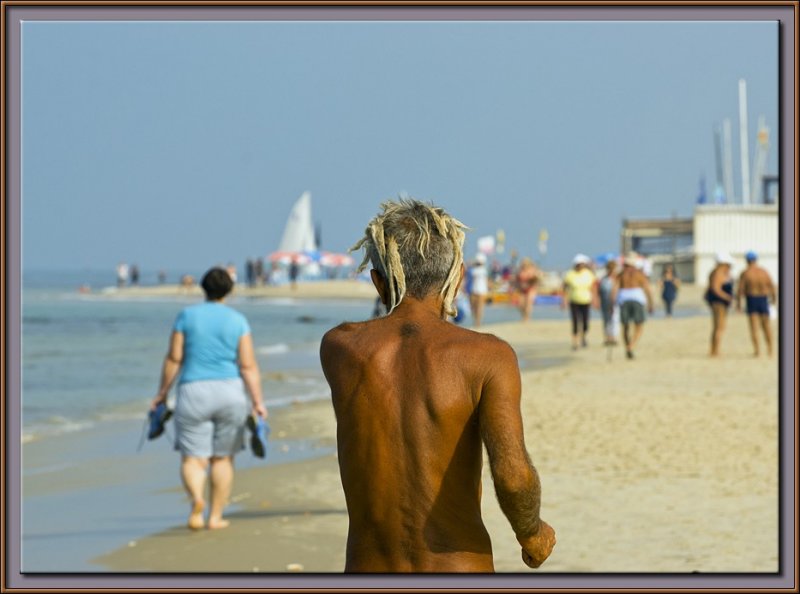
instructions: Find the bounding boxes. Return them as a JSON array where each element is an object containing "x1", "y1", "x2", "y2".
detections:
[{"x1": 201, "y1": 267, "x2": 234, "y2": 300}]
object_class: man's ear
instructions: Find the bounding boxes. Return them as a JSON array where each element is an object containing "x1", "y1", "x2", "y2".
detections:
[{"x1": 370, "y1": 269, "x2": 389, "y2": 306}]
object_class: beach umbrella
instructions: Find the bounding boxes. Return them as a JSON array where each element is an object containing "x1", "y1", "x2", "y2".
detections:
[
  {"x1": 319, "y1": 252, "x2": 355, "y2": 267},
  {"x1": 268, "y1": 251, "x2": 312, "y2": 265}
]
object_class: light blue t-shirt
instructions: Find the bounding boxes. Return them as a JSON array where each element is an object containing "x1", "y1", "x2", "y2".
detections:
[{"x1": 173, "y1": 302, "x2": 251, "y2": 384}]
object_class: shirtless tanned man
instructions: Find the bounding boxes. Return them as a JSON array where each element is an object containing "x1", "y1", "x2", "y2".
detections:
[
  {"x1": 736, "y1": 251, "x2": 777, "y2": 357},
  {"x1": 611, "y1": 254, "x2": 654, "y2": 360},
  {"x1": 320, "y1": 199, "x2": 556, "y2": 573}
]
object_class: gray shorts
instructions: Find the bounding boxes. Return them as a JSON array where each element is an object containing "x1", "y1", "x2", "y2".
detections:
[
  {"x1": 620, "y1": 300, "x2": 646, "y2": 325},
  {"x1": 174, "y1": 378, "x2": 250, "y2": 458}
]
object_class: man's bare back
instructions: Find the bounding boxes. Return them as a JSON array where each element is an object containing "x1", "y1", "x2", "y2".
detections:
[
  {"x1": 321, "y1": 296, "x2": 552, "y2": 572},
  {"x1": 738, "y1": 265, "x2": 776, "y2": 299},
  {"x1": 322, "y1": 198, "x2": 554, "y2": 572},
  {"x1": 617, "y1": 266, "x2": 650, "y2": 291}
]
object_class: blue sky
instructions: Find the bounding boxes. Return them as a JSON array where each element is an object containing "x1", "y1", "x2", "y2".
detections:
[{"x1": 21, "y1": 19, "x2": 778, "y2": 274}]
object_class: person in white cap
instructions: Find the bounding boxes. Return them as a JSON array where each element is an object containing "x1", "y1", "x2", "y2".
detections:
[
  {"x1": 561, "y1": 254, "x2": 598, "y2": 350},
  {"x1": 611, "y1": 253, "x2": 654, "y2": 359},
  {"x1": 735, "y1": 250, "x2": 777, "y2": 357},
  {"x1": 468, "y1": 253, "x2": 490, "y2": 327},
  {"x1": 704, "y1": 252, "x2": 735, "y2": 357}
]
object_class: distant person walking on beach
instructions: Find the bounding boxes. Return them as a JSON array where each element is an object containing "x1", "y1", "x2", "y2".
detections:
[
  {"x1": 245, "y1": 258, "x2": 255, "y2": 288},
  {"x1": 612, "y1": 254, "x2": 654, "y2": 360},
  {"x1": 659, "y1": 264, "x2": 680, "y2": 317},
  {"x1": 705, "y1": 252, "x2": 735, "y2": 357},
  {"x1": 597, "y1": 259, "x2": 619, "y2": 346},
  {"x1": 515, "y1": 257, "x2": 540, "y2": 322},
  {"x1": 321, "y1": 198, "x2": 555, "y2": 572},
  {"x1": 226, "y1": 262, "x2": 238, "y2": 284},
  {"x1": 150, "y1": 267, "x2": 268, "y2": 530},
  {"x1": 116, "y1": 262, "x2": 129, "y2": 288},
  {"x1": 561, "y1": 254, "x2": 597, "y2": 350},
  {"x1": 736, "y1": 251, "x2": 777, "y2": 357},
  {"x1": 468, "y1": 253, "x2": 489, "y2": 327},
  {"x1": 289, "y1": 257, "x2": 300, "y2": 290}
]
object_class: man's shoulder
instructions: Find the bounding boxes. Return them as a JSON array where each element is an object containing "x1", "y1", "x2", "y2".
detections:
[
  {"x1": 447, "y1": 325, "x2": 517, "y2": 358},
  {"x1": 756, "y1": 265, "x2": 772, "y2": 277},
  {"x1": 322, "y1": 320, "x2": 369, "y2": 343}
]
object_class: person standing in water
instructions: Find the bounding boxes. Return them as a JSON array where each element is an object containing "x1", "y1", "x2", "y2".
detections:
[{"x1": 320, "y1": 198, "x2": 555, "y2": 572}]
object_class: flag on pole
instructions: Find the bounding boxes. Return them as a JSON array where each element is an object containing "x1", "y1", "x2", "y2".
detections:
[
  {"x1": 495, "y1": 229, "x2": 506, "y2": 255},
  {"x1": 538, "y1": 229, "x2": 549, "y2": 256}
]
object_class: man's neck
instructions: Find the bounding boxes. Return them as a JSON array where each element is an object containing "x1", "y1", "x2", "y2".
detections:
[{"x1": 388, "y1": 295, "x2": 447, "y2": 321}]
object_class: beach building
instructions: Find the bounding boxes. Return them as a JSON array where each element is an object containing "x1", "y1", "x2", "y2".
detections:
[
  {"x1": 693, "y1": 204, "x2": 778, "y2": 283},
  {"x1": 620, "y1": 215, "x2": 695, "y2": 281},
  {"x1": 621, "y1": 203, "x2": 778, "y2": 284}
]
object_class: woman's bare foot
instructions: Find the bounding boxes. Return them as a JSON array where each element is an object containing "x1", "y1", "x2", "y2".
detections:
[
  {"x1": 188, "y1": 500, "x2": 205, "y2": 530},
  {"x1": 207, "y1": 517, "x2": 231, "y2": 530}
]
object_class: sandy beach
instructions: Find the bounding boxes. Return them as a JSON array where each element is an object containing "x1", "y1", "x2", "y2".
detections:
[{"x1": 90, "y1": 281, "x2": 780, "y2": 575}]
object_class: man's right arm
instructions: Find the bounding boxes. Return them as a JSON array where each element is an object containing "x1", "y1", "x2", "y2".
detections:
[
  {"x1": 766, "y1": 271, "x2": 778, "y2": 304},
  {"x1": 478, "y1": 338, "x2": 555, "y2": 568}
]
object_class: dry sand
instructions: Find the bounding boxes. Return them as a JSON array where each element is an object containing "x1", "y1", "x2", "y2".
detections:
[{"x1": 94, "y1": 290, "x2": 780, "y2": 574}]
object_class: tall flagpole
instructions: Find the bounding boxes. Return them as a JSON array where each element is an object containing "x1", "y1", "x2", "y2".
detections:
[{"x1": 738, "y1": 79, "x2": 751, "y2": 205}]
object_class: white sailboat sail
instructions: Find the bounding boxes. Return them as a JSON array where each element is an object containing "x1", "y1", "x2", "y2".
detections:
[
  {"x1": 278, "y1": 191, "x2": 317, "y2": 253},
  {"x1": 269, "y1": 191, "x2": 353, "y2": 271}
]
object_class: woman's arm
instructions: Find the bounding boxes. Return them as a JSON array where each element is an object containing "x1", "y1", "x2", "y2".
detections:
[
  {"x1": 238, "y1": 333, "x2": 268, "y2": 418},
  {"x1": 151, "y1": 330, "x2": 184, "y2": 410}
]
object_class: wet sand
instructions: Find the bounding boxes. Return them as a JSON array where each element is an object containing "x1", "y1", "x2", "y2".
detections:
[{"x1": 94, "y1": 300, "x2": 780, "y2": 574}]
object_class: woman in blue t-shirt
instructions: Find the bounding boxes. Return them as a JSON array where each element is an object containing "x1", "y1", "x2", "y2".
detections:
[{"x1": 150, "y1": 267, "x2": 268, "y2": 530}]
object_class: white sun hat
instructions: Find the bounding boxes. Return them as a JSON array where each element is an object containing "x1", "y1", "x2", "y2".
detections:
[
  {"x1": 715, "y1": 251, "x2": 734, "y2": 265},
  {"x1": 572, "y1": 253, "x2": 591, "y2": 266}
]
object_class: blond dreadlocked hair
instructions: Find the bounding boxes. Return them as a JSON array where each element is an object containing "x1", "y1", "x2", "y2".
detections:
[{"x1": 350, "y1": 198, "x2": 467, "y2": 317}]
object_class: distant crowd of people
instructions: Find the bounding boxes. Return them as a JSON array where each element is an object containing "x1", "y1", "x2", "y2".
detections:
[{"x1": 452, "y1": 246, "x2": 777, "y2": 361}]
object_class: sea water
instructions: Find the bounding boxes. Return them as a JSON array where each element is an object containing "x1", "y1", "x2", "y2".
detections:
[{"x1": 20, "y1": 286, "x2": 359, "y2": 444}]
